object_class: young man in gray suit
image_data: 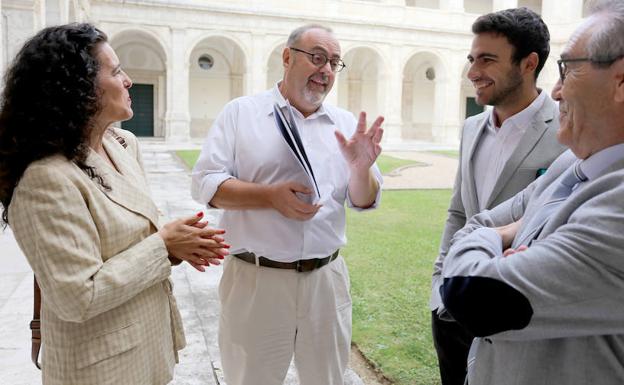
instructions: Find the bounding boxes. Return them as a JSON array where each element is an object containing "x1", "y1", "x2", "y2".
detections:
[
  {"x1": 430, "y1": 8, "x2": 567, "y2": 385},
  {"x1": 440, "y1": 1, "x2": 624, "y2": 384}
]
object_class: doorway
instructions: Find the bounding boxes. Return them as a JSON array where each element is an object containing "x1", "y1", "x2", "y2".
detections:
[{"x1": 122, "y1": 83, "x2": 154, "y2": 137}]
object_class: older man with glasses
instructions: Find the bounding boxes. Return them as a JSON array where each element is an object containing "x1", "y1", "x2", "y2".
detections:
[
  {"x1": 191, "y1": 24, "x2": 384, "y2": 385},
  {"x1": 439, "y1": 1, "x2": 624, "y2": 384}
]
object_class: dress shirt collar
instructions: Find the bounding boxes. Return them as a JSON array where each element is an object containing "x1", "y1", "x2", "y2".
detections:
[
  {"x1": 487, "y1": 89, "x2": 547, "y2": 133},
  {"x1": 269, "y1": 83, "x2": 335, "y2": 124},
  {"x1": 579, "y1": 142, "x2": 624, "y2": 182}
]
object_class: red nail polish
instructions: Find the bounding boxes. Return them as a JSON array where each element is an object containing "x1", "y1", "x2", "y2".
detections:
[{"x1": 196, "y1": 212, "x2": 203, "y2": 217}]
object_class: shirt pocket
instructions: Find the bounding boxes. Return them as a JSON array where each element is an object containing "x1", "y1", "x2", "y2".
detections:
[{"x1": 75, "y1": 322, "x2": 140, "y2": 369}]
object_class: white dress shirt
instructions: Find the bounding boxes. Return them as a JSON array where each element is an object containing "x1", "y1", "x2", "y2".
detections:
[
  {"x1": 473, "y1": 90, "x2": 547, "y2": 210},
  {"x1": 191, "y1": 85, "x2": 382, "y2": 262}
]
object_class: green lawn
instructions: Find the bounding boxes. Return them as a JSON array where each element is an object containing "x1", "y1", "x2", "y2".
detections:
[
  {"x1": 176, "y1": 150, "x2": 419, "y2": 176},
  {"x1": 427, "y1": 150, "x2": 459, "y2": 159},
  {"x1": 343, "y1": 190, "x2": 449, "y2": 385},
  {"x1": 376, "y1": 155, "x2": 421, "y2": 175},
  {"x1": 177, "y1": 150, "x2": 201, "y2": 169},
  {"x1": 176, "y1": 149, "x2": 447, "y2": 384}
]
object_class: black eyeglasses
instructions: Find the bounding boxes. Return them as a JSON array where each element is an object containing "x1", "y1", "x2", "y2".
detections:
[
  {"x1": 557, "y1": 56, "x2": 622, "y2": 83},
  {"x1": 289, "y1": 47, "x2": 346, "y2": 73}
]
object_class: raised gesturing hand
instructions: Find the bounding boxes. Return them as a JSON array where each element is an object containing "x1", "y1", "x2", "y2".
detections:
[{"x1": 334, "y1": 111, "x2": 384, "y2": 173}]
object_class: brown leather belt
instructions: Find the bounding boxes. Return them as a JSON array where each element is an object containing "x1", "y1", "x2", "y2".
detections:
[{"x1": 233, "y1": 250, "x2": 339, "y2": 272}]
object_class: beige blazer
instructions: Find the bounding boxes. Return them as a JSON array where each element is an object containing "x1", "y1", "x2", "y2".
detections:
[{"x1": 9, "y1": 129, "x2": 185, "y2": 385}]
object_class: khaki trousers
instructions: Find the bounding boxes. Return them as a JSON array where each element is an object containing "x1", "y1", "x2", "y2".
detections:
[{"x1": 218, "y1": 255, "x2": 352, "y2": 385}]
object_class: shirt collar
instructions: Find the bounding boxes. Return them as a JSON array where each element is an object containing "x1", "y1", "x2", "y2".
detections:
[
  {"x1": 269, "y1": 82, "x2": 334, "y2": 124},
  {"x1": 487, "y1": 89, "x2": 547, "y2": 132},
  {"x1": 579, "y1": 142, "x2": 624, "y2": 182}
]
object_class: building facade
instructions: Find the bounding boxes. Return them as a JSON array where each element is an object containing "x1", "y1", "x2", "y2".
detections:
[{"x1": 0, "y1": 0, "x2": 587, "y2": 144}]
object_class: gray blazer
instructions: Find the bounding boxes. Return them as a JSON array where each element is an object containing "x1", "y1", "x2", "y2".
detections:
[
  {"x1": 441, "y1": 149, "x2": 624, "y2": 385},
  {"x1": 430, "y1": 94, "x2": 567, "y2": 310}
]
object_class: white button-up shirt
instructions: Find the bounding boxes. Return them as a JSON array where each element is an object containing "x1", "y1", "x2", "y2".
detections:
[
  {"x1": 191, "y1": 85, "x2": 382, "y2": 262},
  {"x1": 473, "y1": 90, "x2": 547, "y2": 210}
]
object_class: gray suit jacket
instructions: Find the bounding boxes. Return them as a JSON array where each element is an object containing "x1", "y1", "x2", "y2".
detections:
[
  {"x1": 440, "y1": 149, "x2": 624, "y2": 385},
  {"x1": 430, "y1": 95, "x2": 567, "y2": 310}
]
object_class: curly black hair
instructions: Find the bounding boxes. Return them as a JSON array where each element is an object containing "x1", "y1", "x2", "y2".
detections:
[
  {"x1": 472, "y1": 7, "x2": 550, "y2": 80},
  {"x1": 0, "y1": 23, "x2": 108, "y2": 225}
]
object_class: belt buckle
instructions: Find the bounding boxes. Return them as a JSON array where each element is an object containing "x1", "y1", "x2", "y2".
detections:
[{"x1": 296, "y1": 259, "x2": 303, "y2": 272}]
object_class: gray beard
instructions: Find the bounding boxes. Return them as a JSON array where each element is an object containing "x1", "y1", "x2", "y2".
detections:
[{"x1": 302, "y1": 86, "x2": 326, "y2": 108}]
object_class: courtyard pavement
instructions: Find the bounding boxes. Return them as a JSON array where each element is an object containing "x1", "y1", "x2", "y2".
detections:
[{"x1": 0, "y1": 139, "x2": 457, "y2": 385}]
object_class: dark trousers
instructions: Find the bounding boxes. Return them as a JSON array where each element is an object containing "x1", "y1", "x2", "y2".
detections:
[{"x1": 431, "y1": 311, "x2": 474, "y2": 385}]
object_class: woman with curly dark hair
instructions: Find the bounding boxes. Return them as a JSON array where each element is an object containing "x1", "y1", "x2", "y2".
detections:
[{"x1": 0, "y1": 23, "x2": 228, "y2": 384}]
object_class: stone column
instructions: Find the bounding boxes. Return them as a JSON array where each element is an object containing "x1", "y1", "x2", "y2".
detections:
[
  {"x1": 59, "y1": 0, "x2": 69, "y2": 23},
  {"x1": 326, "y1": 80, "x2": 339, "y2": 106},
  {"x1": 0, "y1": 0, "x2": 4, "y2": 79},
  {"x1": 402, "y1": 80, "x2": 413, "y2": 126},
  {"x1": 231, "y1": 74, "x2": 244, "y2": 99},
  {"x1": 492, "y1": 0, "x2": 517, "y2": 11},
  {"x1": 347, "y1": 78, "x2": 362, "y2": 113},
  {"x1": 165, "y1": 28, "x2": 191, "y2": 141},
  {"x1": 440, "y1": 0, "x2": 464, "y2": 12},
  {"x1": 440, "y1": 53, "x2": 466, "y2": 145},
  {"x1": 383, "y1": 44, "x2": 403, "y2": 144},
  {"x1": 249, "y1": 32, "x2": 267, "y2": 95},
  {"x1": 33, "y1": 0, "x2": 46, "y2": 30}
]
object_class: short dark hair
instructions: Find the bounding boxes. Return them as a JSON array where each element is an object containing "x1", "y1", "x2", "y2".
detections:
[
  {"x1": 472, "y1": 7, "x2": 550, "y2": 79},
  {"x1": 0, "y1": 23, "x2": 107, "y2": 225}
]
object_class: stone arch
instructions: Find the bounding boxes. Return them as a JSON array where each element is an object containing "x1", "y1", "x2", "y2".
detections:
[
  {"x1": 110, "y1": 29, "x2": 168, "y2": 137},
  {"x1": 266, "y1": 41, "x2": 286, "y2": 89},
  {"x1": 338, "y1": 46, "x2": 385, "y2": 119},
  {"x1": 187, "y1": 35, "x2": 246, "y2": 138},
  {"x1": 401, "y1": 51, "x2": 447, "y2": 140}
]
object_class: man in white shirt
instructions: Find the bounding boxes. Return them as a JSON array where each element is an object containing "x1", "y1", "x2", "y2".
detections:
[
  {"x1": 191, "y1": 24, "x2": 383, "y2": 385},
  {"x1": 430, "y1": 8, "x2": 567, "y2": 385}
]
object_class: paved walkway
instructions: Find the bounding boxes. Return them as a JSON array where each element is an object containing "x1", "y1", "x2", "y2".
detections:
[
  {"x1": 383, "y1": 151, "x2": 458, "y2": 190},
  {"x1": 0, "y1": 141, "x2": 458, "y2": 385}
]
